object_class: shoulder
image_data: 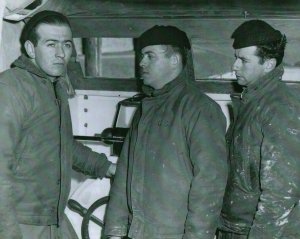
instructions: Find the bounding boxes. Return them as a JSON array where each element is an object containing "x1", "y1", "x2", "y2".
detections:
[
  {"x1": 0, "y1": 67, "x2": 35, "y2": 108},
  {"x1": 0, "y1": 67, "x2": 26, "y2": 86},
  {"x1": 260, "y1": 82, "x2": 300, "y2": 123},
  {"x1": 172, "y1": 82, "x2": 225, "y2": 124},
  {"x1": 265, "y1": 82, "x2": 300, "y2": 109},
  {"x1": 179, "y1": 82, "x2": 222, "y2": 109}
]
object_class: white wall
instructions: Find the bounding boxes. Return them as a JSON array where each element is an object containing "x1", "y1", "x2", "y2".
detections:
[
  {"x1": 0, "y1": 20, "x2": 23, "y2": 72},
  {"x1": 66, "y1": 90, "x2": 137, "y2": 239}
]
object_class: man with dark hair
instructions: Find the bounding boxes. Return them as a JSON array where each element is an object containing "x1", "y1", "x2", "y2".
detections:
[
  {"x1": 104, "y1": 25, "x2": 227, "y2": 239},
  {"x1": 217, "y1": 20, "x2": 300, "y2": 239},
  {"x1": 0, "y1": 10, "x2": 115, "y2": 239}
]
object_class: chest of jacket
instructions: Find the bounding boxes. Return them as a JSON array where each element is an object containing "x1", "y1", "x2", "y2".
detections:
[
  {"x1": 7, "y1": 68, "x2": 73, "y2": 224},
  {"x1": 132, "y1": 90, "x2": 194, "y2": 182}
]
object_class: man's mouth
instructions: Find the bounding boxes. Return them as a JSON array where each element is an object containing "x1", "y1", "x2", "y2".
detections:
[{"x1": 141, "y1": 71, "x2": 149, "y2": 77}]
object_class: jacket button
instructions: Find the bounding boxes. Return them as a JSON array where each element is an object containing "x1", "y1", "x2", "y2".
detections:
[{"x1": 57, "y1": 179, "x2": 61, "y2": 185}]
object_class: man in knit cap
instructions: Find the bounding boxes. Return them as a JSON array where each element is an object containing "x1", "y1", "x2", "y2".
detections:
[
  {"x1": 104, "y1": 25, "x2": 228, "y2": 239},
  {"x1": 217, "y1": 20, "x2": 300, "y2": 238},
  {"x1": 0, "y1": 10, "x2": 116, "y2": 239}
]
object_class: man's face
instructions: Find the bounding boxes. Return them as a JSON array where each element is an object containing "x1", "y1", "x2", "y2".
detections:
[
  {"x1": 31, "y1": 23, "x2": 73, "y2": 79},
  {"x1": 232, "y1": 46, "x2": 266, "y2": 86},
  {"x1": 139, "y1": 45, "x2": 173, "y2": 89}
]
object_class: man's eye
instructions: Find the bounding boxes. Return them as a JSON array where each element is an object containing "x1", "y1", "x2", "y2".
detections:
[
  {"x1": 47, "y1": 43, "x2": 55, "y2": 47},
  {"x1": 141, "y1": 54, "x2": 150, "y2": 60},
  {"x1": 65, "y1": 43, "x2": 72, "y2": 48}
]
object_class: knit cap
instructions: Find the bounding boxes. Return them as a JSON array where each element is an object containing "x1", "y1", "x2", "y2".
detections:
[
  {"x1": 137, "y1": 25, "x2": 191, "y2": 51},
  {"x1": 231, "y1": 20, "x2": 283, "y2": 49}
]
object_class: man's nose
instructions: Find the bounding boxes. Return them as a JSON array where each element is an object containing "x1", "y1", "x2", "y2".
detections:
[
  {"x1": 139, "y1": 56, "x2": 146, "y2": 67},
  {"x1": 55, "y1": 45, "x2": 65, "y2": 58},
  {"x1": 232, "y1": 59, "x2": 240, "y2": 71}
]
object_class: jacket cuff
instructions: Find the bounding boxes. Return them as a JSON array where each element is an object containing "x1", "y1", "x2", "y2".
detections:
[
  {"x1": 96, "y1": 155, "x2": 112, "y2": 179},
  {"x1": 104, "y1": 225, "x2": 128, "y2": 237}
]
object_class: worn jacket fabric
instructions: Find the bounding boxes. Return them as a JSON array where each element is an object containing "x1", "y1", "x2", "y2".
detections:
[
  {"x1": 0, "y1": 55, "x2": 111, "y2": 238},
  {"x1": 104, "y1": 71, "x2": 228, "y2": 239},
  {"x1": 220, "y1": 66, "x2": 300, "y2": 238}
]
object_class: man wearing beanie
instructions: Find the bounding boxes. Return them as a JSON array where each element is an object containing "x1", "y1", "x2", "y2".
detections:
[
  {"x1": 0, "y1": 10, "x2": 116, "y2": 238},
  {"x1": 217, "y1": 20, "x2": 300, "y2": 238},
  {"x1": 104, "y1": 25, "x2": 228, "y2": 239}
]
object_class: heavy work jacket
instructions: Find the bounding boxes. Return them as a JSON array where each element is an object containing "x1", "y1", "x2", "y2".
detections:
[
  {"x1": 105, "y1": 72, "x2": 227, "y2": 239},
  {"x1": 0, "y1": 55, "x2": 111, "y2": 238},
  {"x1": 220, "y1": 66, "x2": 300, "y2": 238}
]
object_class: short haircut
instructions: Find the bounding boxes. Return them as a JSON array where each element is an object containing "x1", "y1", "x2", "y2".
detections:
[
  {"x1": 255, "y1": 35, "x2": 287, "y2": 66},
  {"x1": 21, "y1": 10, "x2": 71, "y2": 46}
]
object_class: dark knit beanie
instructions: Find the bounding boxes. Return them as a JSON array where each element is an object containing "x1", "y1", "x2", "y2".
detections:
[
  {"x1": 137, "y1": 25, "x2": 191, "y2": 50},
  {"x1": 231, "y1": 20, "x2": 283, "y2": 49}
]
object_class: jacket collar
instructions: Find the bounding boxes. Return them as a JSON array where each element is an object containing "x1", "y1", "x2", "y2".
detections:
[
  {"x1": 12, "y1": 54, "x2": 57, "y2": 83},
  {"x1": 143, "y1": 68, "x2": 187, "y2": 97},
  {"x1": 240, "y1": 64, "x2": 284, "y2": 102},
  {"x1": 12, "y1": 54, "x2": 75, "y2": 97}
]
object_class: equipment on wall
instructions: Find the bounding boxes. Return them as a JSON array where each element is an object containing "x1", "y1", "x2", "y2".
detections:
[
  {"x1": 74, "y1": 93, "x2": 145, "y2": 157},
  {"x1": 69, "y1": 93, "x2": 144, "y2": 239}
]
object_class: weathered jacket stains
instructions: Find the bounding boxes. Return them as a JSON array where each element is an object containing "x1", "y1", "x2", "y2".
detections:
[{"x1": 220, "y1": 65, "x2": 300, "y2": 238}]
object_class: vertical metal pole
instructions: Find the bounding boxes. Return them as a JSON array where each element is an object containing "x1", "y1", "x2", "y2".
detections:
[{"x1": 82, "y1": 37, "x2": 102, "y2": 77}]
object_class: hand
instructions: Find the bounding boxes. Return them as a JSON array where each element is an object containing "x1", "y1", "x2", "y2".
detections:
[
  {"x1": 108, "y1": 237, "x2": 122, "y2": 239},
  {"x1": 106, "y1": 163, "x2": 116, "y2": 178}
]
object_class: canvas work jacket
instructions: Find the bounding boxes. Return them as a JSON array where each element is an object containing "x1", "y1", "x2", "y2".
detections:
[
  {"x1": 220, "y1": 66, "x2": 300, "y2": 238},
  {"x1": 0, "y1": 55, "x2": 111, "y2": 238},
  {"x1": 104, "y1": 71, "x2": 228, "y2": 239}
]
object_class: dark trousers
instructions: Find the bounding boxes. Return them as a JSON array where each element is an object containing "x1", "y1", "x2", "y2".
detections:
[{"x1": 216, "y1": 229, "x2": 248, "y2": 239}]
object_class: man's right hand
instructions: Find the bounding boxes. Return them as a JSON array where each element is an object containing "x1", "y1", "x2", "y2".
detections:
[{"x1": 105, "y1": 163, "x2": 117, "y2": 178}]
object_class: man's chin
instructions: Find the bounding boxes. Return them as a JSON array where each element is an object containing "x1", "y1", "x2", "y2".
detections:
[
  {"x1": 142, "y1": 79, "x2": 154, "y2": 88},
  {"x1": 49, "y1": 70, "x2": 66, "y2": 78},
  {"x1": 141, "y1": 74, "x2": 148, "y2": 79},
  {"x1": 237, "y1": 78, "x2": 247, "y2": 86},
  {"x1": 46, "y1": 74, "x2": 64, "y2": 80},
  {"x1": 142, "y1": 77, "x2": 150, "y2": 84}
]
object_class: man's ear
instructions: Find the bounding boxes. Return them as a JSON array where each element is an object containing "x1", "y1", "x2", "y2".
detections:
[
  {"x1": 264, "y1": 58, "x2": 276, "y2": 72},
  {"x1": 24, "y1": 40, "x2": 35, "y2": 59},
  {"x1": 170, "y1": 53, "x2": 180, "y2": 66}
]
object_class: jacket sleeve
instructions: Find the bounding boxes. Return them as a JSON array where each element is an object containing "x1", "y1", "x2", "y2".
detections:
[
  {"x1": 56, "y1": 78, "x2": 112, "y2": 179},
  {"x1": 183, "y1": 99, "x2": 228, "y2": 239},
  {"x1": 248, "y1": 102, "x2": 300, "y2": 238},
  {"x1": 103, "y1": 111, "x2": 139, "y2": 237},
  {"x1": 72, "y1": 140, "x2": 112, "y2": 179},
  {"x1": 0, "y1": 82, "x2": 23, "y2": 239}
]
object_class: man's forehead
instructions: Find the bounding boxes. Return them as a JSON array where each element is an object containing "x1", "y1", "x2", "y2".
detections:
[
  {"x1": 36, "y1": 23, "x2": 72, "y2": 35},
  {"x1": 235, "y1": 46, "x2": 258, "y2": 57},
  {"x1": 36, "y1": 23, "x2": 72, "y2": 39},
  {"x1": 142, "y1": 45, "x2": 167, "y2": 53}
]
